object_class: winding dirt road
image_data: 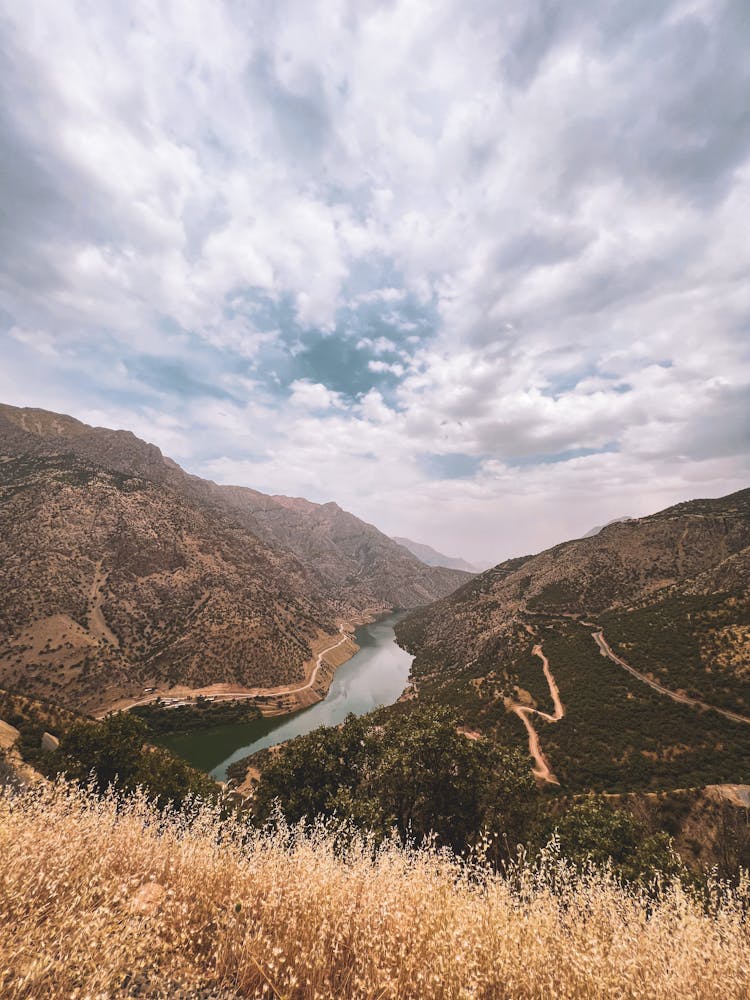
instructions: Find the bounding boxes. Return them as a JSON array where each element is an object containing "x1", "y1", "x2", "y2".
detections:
[
  {"x1": 591, "y1": 630, "x2": 750, "y2": 726},
  {"x1": 98, "y1": 626, "x2": 353, "y2": 718},
  {"x1": 511, "y1": 642, "x2": 565, "y2": 785},
  {"x1": 296, "y1": 627, "x2": 351, "y2": 693}
]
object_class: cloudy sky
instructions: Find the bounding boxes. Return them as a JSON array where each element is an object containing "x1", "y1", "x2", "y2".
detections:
[{"x1": 1, "y1": 1, "x2": 748, "y2": 565}]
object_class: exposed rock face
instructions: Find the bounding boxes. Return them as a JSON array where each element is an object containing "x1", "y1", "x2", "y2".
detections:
[
  {"x1": 0, "y1": 719, "x2": 20, "y2": 750},
  {"x1": 40, "y1": 732, "x2": 60, "y2": 752},
  {"x1": 248, "y1": 497, "x2": 472, "y2": 610},
  {"x1": 0, "y1": 404, "x2": 470, "y2": 712}
]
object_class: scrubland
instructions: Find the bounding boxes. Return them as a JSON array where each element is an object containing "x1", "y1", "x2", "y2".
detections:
[{"x1": 2, "y1": 780, "x2": 749, "y2": 999}]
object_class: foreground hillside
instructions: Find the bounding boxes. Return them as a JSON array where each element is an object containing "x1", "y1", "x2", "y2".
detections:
[
  {"x1": 0, "y1": 404, "x2": 469, "y2": 712},
  {"x1": 396, "y1": 489, "x2": 750, "y2": 792},
  {"x1": 2, "y1": 781, "x2": 749, "y2": 1000}
]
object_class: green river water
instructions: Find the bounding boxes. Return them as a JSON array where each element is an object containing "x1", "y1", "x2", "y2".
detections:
[{"x1": 160, "y1": 612, "x2": 413, "y2": 781}]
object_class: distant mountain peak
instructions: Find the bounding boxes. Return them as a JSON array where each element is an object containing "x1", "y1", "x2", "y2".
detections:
[{"x1": 393, "y1": 536, "x2": 480, "y2": 574}]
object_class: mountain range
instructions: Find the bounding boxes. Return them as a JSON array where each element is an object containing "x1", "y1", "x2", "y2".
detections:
[
  {"x1": 3, "y1": 400, "x2": 750, "y2": 796},
  {"x1": 0, "y1": 403, "x2": 470, "y2": 713},
  {"x1": 392, "y1": 537, "x2": 481, "y2": 573}
]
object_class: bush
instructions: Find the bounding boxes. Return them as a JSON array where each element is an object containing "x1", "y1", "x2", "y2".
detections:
[
  {"x1": 553, "y1": 797, "x2": 684, "y2": 883},
  {"x1": 251, "y1": 707, "x2": 538, "y2": 859},
  {"x1": 45, "y1": 713, "x2": 217, "y2": 807}
]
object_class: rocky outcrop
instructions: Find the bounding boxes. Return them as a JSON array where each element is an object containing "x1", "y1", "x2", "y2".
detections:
[
  {"x1": 0, "y1": 719, "x2": 20, "y2": 750},
  {"x1": 40, "y1": 732, "x2": 60, "y2": 752}
]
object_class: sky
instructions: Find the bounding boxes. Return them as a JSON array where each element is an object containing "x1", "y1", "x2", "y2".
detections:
[{"x1": 1, "y1": 0, "x2": 749, "y2": 566}]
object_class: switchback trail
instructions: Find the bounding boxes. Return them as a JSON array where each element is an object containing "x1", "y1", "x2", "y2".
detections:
[
  {"x1": 511, "y1": 642, "x2": 565, "y2": 785},
  {"x1": 88, "y1": 560, "x2": 119, "y2": 648},
  {"x1": 591, "y1": 630, "x2": 750, "y2": 726}
]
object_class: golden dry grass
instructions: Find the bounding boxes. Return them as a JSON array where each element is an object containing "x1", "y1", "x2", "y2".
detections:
[{"x1": 1, "y1": 781, "x2": 749, "y2": 999}]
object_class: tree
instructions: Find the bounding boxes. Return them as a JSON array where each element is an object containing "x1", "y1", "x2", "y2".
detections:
[
  {"x1": 49, "y1": 712, "x2": 216, "y2": 807},
  {"x1": 553, "y1": 797, "x2": 683, "y2": 883},
  {"x1": 251, "y1": 708, "x2": 538, "y2": 858},
  {"x1": 59, "y1": 712, "x2": 145, "y2": 789},
  {"x1": 252, "y1": 714, "x2": 370, "y2": 825}
]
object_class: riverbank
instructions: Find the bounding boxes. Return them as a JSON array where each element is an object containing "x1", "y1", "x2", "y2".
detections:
[
  {"x1": 94, "y1": 617, "x2": 380, "y2": 720},
  {"x1": 159, "y1": 612, "x2": 414, "y2": 779}
]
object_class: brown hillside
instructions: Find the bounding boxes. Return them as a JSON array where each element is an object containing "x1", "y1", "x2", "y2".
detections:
[
  {"x1": 0, "y1": 403, "x2": 469, "y2": 714},
  {"x1": 0, "y1": 404, "x2": 470, "y2": 616},
  {"x1": 396, "y1": 489, "x2": 750, "y2": 792},
  {"x1": 0, "y1": 452, "x2": 335, "y2": 712}
]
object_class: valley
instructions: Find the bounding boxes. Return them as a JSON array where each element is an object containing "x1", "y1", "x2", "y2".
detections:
[
  {"x1": 3, "y1": 7, "x2": 748, "y2": 992},
  {"x1": 3, "y1": 407, "x2": 750, "y2": 996},
  {"x1": 2, "y1": 404, "x2": 750, "y2": 862},
  {"x1": 161, "y1": 612, "x2": 413, "y2": 779},
  {"x1": 0, "y1": 404, "x2": 469, "y2": 715}
]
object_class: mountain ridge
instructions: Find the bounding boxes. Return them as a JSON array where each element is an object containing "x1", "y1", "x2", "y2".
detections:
[
  {"x1": 0, "y1": 403, "x2": 469, "y2": 713},
  {"x1": 392, "y1": 536, "x2": 481, "y2": 573},
  {"x1": 395, "y1": 487, "x2": 750, "y2": 792}
]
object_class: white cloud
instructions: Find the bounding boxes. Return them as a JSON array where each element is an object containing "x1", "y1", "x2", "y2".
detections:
[
  {"x1": 0, "y1": 0, "x2": 748, "y2": 562},
  {"x1": 288, "y1": 380, "x2": 345, "y2": 411}
]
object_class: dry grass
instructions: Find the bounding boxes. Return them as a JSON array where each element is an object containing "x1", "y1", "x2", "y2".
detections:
[{"x1": 1, "y1": 781, "x2": 749, "y2": 999}]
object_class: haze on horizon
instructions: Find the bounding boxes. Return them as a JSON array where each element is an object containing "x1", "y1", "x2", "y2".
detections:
[{"x1": 1, "y1": 1, "x2": 748, "y2": 566}]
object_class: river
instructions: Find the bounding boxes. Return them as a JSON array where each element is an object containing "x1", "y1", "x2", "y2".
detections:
[{"x1": 160, "y1": 612, "x2": 413, "y2": 781}]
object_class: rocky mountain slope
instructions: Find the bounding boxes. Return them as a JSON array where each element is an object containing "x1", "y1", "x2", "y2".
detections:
[
  {"x1": 207, "y1": 489, "x2": 470, "y2": 611},
  {"x1": 396, "y1": 489, "x2": 750, "y2": 792},
  {"x1": 0, "y1": 451, "x2": 336, "y2": 712},
  {"x1": 0, "y1": 405, "x2": 469, "y2": 614},
  {"x1": 392, "y1": 536, "x2": 480, "y2": 573},
  {"x1": 0, "y1": 404, "x2": 470, "y2": 712}
]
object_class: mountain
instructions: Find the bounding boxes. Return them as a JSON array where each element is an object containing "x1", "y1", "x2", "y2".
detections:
[
  {"x1": 392, "y1": 536, "x2": 480, "y2": 573},
  {"x1": 396, "y1": 488, "x2": 750, "y2": 792},
  {"x1": 582, "y1": 516, "x2": 633, "y2": 538},
  {"x1": 0, "y1": 404, "x2": 469, "y2": 712},
  {"x1": 208, "y1": 490, "x2": 470, "y2": 611}
]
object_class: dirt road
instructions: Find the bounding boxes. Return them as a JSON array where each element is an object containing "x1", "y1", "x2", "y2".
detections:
[
  {"x1": 98, "y1": 626, "x2": 353, "y2": 718},
  {"x1": 591, "y1": 630, "x2": 750, "y2": 726},
  {"x1": 294, "y1": 627, "x2": 351, "y2": 693},
  {"x1": 88, "y1": 561, "x2": 119, "y2": 647},
  {"x1": 511, "y1": 642, "x2": 565, "y2": 785}
]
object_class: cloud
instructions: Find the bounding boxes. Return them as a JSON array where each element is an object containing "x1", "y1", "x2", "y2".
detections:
[
  {"x1": 0, "y1": 0, "x2": 748, "y2": 562},
  {"x1": 288, "y1": 379, "x2": 345, "y2": 411}
]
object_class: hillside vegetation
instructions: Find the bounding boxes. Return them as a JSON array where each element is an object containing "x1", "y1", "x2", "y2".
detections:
[
  {"x1": 396, "y1": 489, "x2": 750, "y2": 792},
  {"x1": 0, "y1": 453, "x2": 332, "y2": 712},
  {"x1": 2, "y1": 780, "x2": 750, "y2": 999},
  {"x1": 0, "y1": 403, "x2": 470, "y2": 713}
]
